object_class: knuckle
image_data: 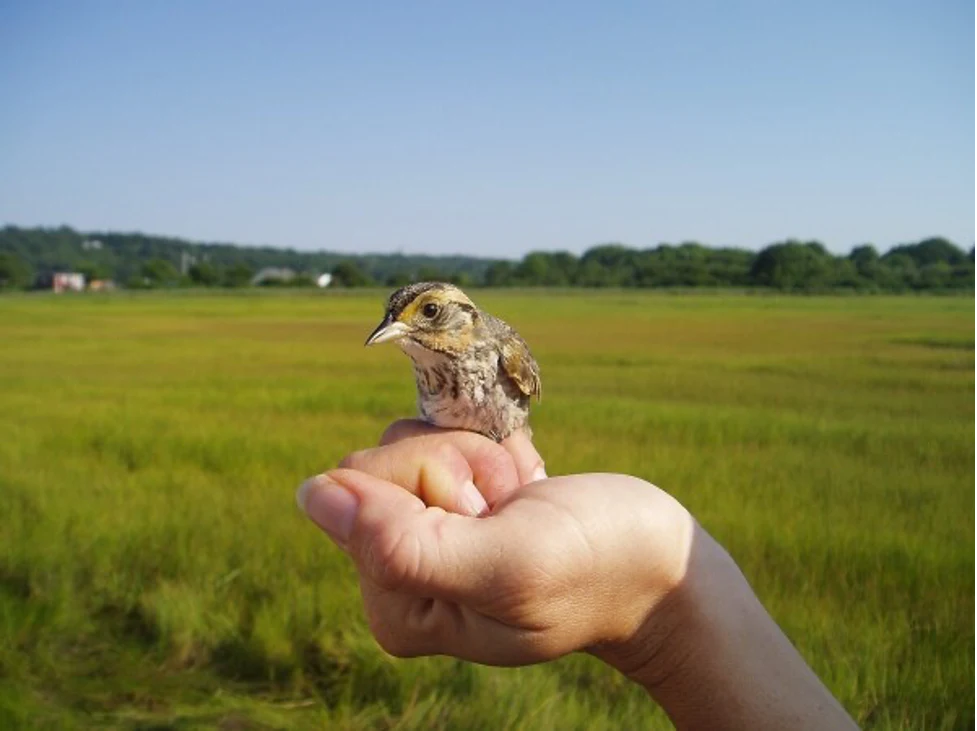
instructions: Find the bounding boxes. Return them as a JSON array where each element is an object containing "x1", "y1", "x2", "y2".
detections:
[
  {"x1": 427, "y1": 441, "x2": 469, "y2": 477},
  {"x1": 379, "y1": 419, "x2": 423, "y2": 446},
  {"x1": 378, "y1": 421, "x2": 407, "y2": 446},
  {"x1": 476, "y1": 444, "x2": 519, "y2": 490},
  {"x1": 338, "y1": 448, "x2": 371, "y2": 470}
]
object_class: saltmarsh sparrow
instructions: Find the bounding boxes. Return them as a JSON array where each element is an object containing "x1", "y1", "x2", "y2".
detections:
[{"x1": 365, "y1": 282, "x2": 541, "y2": 441}]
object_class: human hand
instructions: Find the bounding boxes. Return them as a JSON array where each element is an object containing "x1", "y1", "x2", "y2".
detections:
[
  {"x1": 298, "y1": 422, "x2": 858, "y2": 729},
  {"x1": 297, "y1": 421, "x2": 695, "y2": 667}
]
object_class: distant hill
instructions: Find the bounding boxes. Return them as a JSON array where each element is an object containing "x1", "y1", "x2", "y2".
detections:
[
  {"x1": 0, "y1": 225, "x2": 972, "y2": 292},
  {"x1": 0, "y1": 225, "x2": 500, "y2": 288}
]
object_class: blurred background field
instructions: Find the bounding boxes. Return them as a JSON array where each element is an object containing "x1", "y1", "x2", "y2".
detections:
[{"x1": 0, "y1": 291, "x2": 972, "y2": 730}]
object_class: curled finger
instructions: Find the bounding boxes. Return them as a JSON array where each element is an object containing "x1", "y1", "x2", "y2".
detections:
[{"x1": 340, "y1": 439, "x2": 488, "y2": 516}]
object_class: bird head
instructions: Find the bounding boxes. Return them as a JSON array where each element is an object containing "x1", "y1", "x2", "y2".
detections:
[{"x1": 365, "y1": 282, "x2": 479, "y2": 355}]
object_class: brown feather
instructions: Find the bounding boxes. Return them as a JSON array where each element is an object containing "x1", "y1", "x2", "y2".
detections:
[{"x1": 500, "y1": 330, "x2": 542, "y2": 401}]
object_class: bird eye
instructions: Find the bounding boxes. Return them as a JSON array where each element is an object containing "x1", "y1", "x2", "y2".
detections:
[{"x1": 422, "y1": 303, "x2": 440, "y2": 318}]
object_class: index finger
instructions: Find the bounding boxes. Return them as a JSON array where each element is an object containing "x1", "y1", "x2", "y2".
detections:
[
  {"x1": 343, "y1": 432, "x2": 521, "y2": 508},
  {"x1": 381, "y1": 419, "x2": 548, "y2": 488}
]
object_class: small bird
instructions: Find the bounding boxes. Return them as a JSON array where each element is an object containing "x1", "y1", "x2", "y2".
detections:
[{"x1": 365, "y1": 282, "x2": 541, "y2": 442}]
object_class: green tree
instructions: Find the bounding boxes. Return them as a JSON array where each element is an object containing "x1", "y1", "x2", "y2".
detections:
[
  {"x1": 576, "y1": 259, "x2": 613, "y2": 287},
  {"x1": 514, "y1": 251, "x2": 578, "y2": 286},
  {"x1": 832, "y1": 258, "x2": 861, "y2": 289},
  {"x1": 484, "y1": 262, "x2": 514, "y2": 287},
  {"x1": 514, "y1": 253, "x2": 553, "y2": 285},
  {"x1": 885, "y1": 237, "x2": 965, "y2": 267},
  {"x1": 141, "y1": 258, "x2": 181, "y2": 287},
  {"x1": 385, "y1": 272, "x2": 413, "y2": 288},
  {"x1": 0, "y1": 252, "x2": 32, "y2": 289},
  {"x1": 331, "y1": 261, "x2": 374, "y2": 287},
  {"x1": 848, "y1": 244, "x2": 879, "y2": 271},
  {"x1": 416, "y1": 266, "x2": 450, "y2": 282},
  {"x1": 666, "y1": 243, "x2": 712, "y2": 287},
  {"x1": 847, "y1": 244, "x2": 881, "y2": 287},
  {"x1": 879, "y1": 253, "x2": 919, "y2": 291},
  {"x1": 448, "y1": 272, "x2": 474, "y2": 288},
  {"x1": 950, "y1": 256, "x2": 975, "y2": 289},
  {"x1": 76, "y1": 260, "x2": 110, "y2": 282},
  {"x1": 222, "y1": 263, "x2": 254, "y2": 288},
  {"x1": 579, "y1": 244, "x2": 637, "y2": 287},
  {"x1": 918, "y1": 261, "x2": 952, "y2": 290},
  {"x1": 706, "y1": 247, "x2": 753, "y2": 287},
  {"x1": 749, "y1": 241, "x2": 833, "y2": 291},
  {"x1": 188, "y1": 262, "x2": 220, "y2": 286}
]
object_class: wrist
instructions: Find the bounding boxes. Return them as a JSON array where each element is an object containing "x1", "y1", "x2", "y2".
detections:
[
  {"x1": 593, "y1": 523, "x2": 857, "y2": 730},
  {"x1": 626, "y1": 527, "x2": 749, "y2": 715},
  {"x1": 588, "y1": 521, "x2": 731, "y2": 694}
]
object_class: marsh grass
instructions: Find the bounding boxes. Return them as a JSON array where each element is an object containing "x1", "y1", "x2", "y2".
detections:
[{"x1": 0, "y1": 291, "x2": 972, "y2": 729}]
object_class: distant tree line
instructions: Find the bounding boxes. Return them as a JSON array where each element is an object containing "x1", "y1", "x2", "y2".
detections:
[
  {"x1": 0, "y1": 225, "x2": 972, "y2": 293},
  {"x1": 0, "y1": 226, "x2": 493, "y2": 291},
  {"x1": 485, "y1": 239, "x2": 973, "y2": 292}
]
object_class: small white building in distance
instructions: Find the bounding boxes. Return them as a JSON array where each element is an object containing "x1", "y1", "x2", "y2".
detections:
[
  {"x1": 53, "y1": 272, "x2": 86, "y2": 293},
  {"x1": 316, "y1": 273, "x2": 333, "y2": 288}
]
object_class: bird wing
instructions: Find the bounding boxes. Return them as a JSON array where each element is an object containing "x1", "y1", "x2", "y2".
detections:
[{"x1": 500, "y1": 329, "x2": 542, "y2": 401}]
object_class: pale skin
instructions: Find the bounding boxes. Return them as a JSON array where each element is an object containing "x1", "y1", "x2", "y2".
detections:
[{"x1": 297, "y1": 420, "x2": 858, "y2": 730}]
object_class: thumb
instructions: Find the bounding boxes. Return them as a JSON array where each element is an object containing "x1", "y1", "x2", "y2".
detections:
[{"x1": 297, "y1": 468, "x2": 498, "y2": 600}]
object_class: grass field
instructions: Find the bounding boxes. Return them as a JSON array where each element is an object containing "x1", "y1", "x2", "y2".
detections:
[{"x1": 0, "y1": 290, "x2": 973, "y2": 730}]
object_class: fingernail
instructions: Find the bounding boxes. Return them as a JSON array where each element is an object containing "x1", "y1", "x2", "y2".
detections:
[
  {"x1": 532, "y1": 464, "x2": 548, "y2": 482},
  {"x1": 297, "y1": 475, "x2": 359, "y2": 546},
  {"x1": 460, "y1": 480, "x2": 489, "y2": 517}
]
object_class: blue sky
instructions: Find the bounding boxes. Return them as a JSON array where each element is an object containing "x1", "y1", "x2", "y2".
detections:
[{"x1": 1, "y1": 1, "x2": 972, "y2": 257}]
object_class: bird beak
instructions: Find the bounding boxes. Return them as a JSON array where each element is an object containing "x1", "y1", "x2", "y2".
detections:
[{"x1": 365, "y1": 315, "x2": 410, "y2": 346}]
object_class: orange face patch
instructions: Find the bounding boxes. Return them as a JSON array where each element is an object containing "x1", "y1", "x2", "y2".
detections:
[
  {"x1": 395, "y1": 289, "x2": 477, "y2": 354},
  {"x1": 396, "y1": 289, "x2": 474, "y2": 324}
]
